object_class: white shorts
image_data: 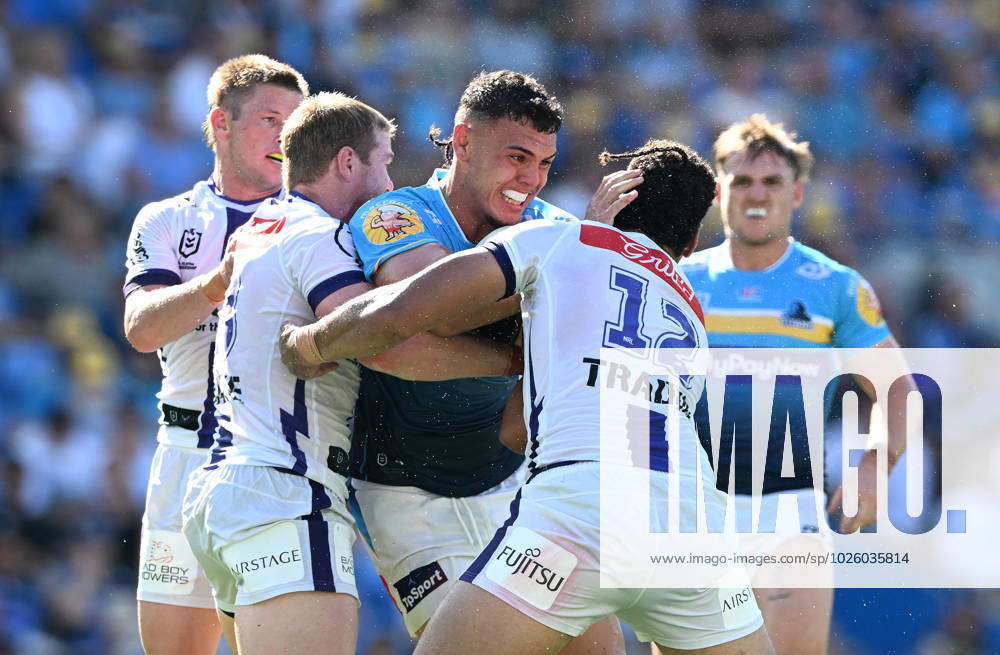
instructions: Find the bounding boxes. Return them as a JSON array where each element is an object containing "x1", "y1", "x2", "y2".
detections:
[
  {"x1": 182, "y1": 465, "x2": 358, "y2": 615},
  {"x1": 347, "y1": 465, "x2": 526, "y2": 636},
  {"x1": 462, "y1": 462, "x2": 764, "y2": 650},
  {"x1": 137, "y1": 444, "x2": 216, "y2": 608}
]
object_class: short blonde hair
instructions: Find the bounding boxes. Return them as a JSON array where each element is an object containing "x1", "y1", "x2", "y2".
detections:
[
  {"x1": 713, "y1": 114, "x2": 814, "y2": 182},
  {"x1": 203, "y1": 54, "x2": 308, "y2": 151},
  {"x1": 281, "y1": 92, "x2": 396, "y2": 190}
]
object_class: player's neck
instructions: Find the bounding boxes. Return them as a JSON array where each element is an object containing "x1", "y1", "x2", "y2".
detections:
[
  {"x1": 727, "y1": 236, "x2": 792, "y2": 271},
  {"x1": 439, "y1": 168, "x2": 491, "y2": 243},
  {"x1": 212, "y1": 162, "x2": 279, "y2": 203},
  {"x1": 293, "y1": 181, "x2": 355, "y2": 221}
]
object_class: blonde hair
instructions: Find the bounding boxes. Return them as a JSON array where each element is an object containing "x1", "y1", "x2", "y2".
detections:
[
  {"x1": 203, "y1": 54, "x2": 308, "y2": 151},
  {"x1": 281, "y1": 92, "x2": 396, "y2": 190},
  {"x1": 713, "y1": 114, "x2": 814, "y2": 182}
]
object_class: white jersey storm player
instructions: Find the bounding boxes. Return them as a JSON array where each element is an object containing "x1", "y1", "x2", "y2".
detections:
[
  {"x1": 461, "y1": 220, "x2": 763, "y2": 648},
  {"x1": 182, "y1": 192, "x2": 365, "y2": 613},
  {"x1": 125, "y1": 179, "x2": 275, "y2": 608}
]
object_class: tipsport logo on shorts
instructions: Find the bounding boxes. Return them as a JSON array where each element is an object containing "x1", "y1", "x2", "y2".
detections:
[{"x1": 595, "y1": 347, "x2": 1000, "y2": 590}]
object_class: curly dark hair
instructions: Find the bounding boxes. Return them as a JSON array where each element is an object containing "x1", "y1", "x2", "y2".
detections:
[
  {"x1": 599, "y1": 140, "x2": 716, "y2": 257},
  {"x1": 429, "y1": 70, "x2": 562, "y2": 162}
]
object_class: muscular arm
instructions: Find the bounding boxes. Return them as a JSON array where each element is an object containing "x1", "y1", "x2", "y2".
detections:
[
  {"x1": 374, "y1": 242, "x2": 521, "y2": 337},
  {"x1": 282, "y1": 248, "x2": 508, "y2": 368},
  {"x1": 123, "y1": 268, "x2": 229, "y2": 353},
  {"x1": 285, "y1": 260, "x2": 520, "y2": 381},
  {"x1": 829, "y1": 335, "x2": 916, "y2": 531}
]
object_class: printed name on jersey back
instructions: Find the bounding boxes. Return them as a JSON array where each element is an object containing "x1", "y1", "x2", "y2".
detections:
[{"x1": 578, "y1": 224, "x2": 704, "y2": 323}]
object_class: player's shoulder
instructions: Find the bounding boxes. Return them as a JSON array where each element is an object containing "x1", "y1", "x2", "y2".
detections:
[
  {"x1": 679, "y1": 242, "x2": 726, "y2": 275},
  {"x1": 132, "y1": 181, "x2": 206, "y2": 225},
  {"x1": 350, "y1": 187, "x2": 431, "y2": 226},
  {"x1": 788, "y1": 241, "x2": 857, "y2": 282},
  {"x1": 484, "y1": 216, "x2": 578, "y2": 246},
  {"x1": 264, "y1": 194, "x2": 342, "y2": 241},
  {"x1": 522, "y1": 195, "x2": 578, "y2": 222}
]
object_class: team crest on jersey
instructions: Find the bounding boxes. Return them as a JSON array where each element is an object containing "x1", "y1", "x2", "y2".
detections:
[
  {"x1": 795, "y1": 261, "x2": 832, "y2": 280},
  {"x1": 781, "y1": 300, "x2": 813, "y2": 329},
  {"x1": 363, "y1": 203, "x2": 424, "y2": 244},
  {"x1": 856, "y1": 279, "x2": 884, "y2": 326},
  {"x1": 178, "y1": 228, "x2": 202, "y2": 258}
]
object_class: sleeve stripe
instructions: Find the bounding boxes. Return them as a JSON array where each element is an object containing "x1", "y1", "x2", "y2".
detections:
[
  {"x1": 484, "y1": 242, "x2": 516, "y2": 300},
  {"x1": 307, "y1": 270, "x2": 367, "y2": 311},
  {"x1": 370, "y1": 238, "x2": 437, "y2": 276},
  {"x1": 122, "y1": 269, "x2": 182, "y2": 297}
]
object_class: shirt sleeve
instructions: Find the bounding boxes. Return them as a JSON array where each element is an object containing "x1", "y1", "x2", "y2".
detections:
[
  {"x1": 349, "y1": 194, "x2": 442, "y2": 280},
  {"x1": 287, "y1": 222, "x2": 368, "y2": 313},
  {"x1": 480, "y1": 220, "x2": 574, "y2": 298},
  {"x1": 123, "y1": 202, "x2": 183, "y2": 297},
  {"x1": 832, "y1": 269, "x2": 892, "y2": 347}
]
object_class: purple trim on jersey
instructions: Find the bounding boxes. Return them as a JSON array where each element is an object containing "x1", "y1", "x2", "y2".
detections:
[
  {"x1": 307, "y1": 271, "x2": 367, "y2": 312},
  {"x1": 279, "y1": 379, "x2": 310, "y2": 475},
  {"x1": 195, "y1": 341, "x2": 218, "y2": 448},
  {"x1": 208, "y1": 180, "x2": 280, "y2": 207},
  {"x1": 308, "y1": 479, "x2": 332, "y2": 513},
  {"x1": 307, "y1": 517, "x2": 336, "y2": 592},
  {"x1": 484, "y1": 242, "x2": 516, "y2": 300},
  {"x1": 649, "y1": 409, "x2": 669, "y2": 473},
  {"x1": 224, "y1": 206, "x2": 255, "y2": 245},
  {"x1": 460, "y1": 488, "x2": 523, "y2": 583},
  {"x1": 206, "y1": 412, "x2": 233, "y2": 469},
  {"x1": 524, "y1": 339, "x2": 544, "y2": 478},
  {"x1": 123, "y1": 269, "x2": 182, "y2": 297},
  {"x1": 290, "y1": 190, "x2": 320, "y2": 206}
]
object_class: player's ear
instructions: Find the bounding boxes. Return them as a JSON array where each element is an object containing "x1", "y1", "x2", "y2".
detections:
[
  {"x1": 334, "y1": 145, "x2": 356, "y2": 180},
  {"x1": 792, "y1": 180, "x2": 804, "y2": 208},
  {"x1": 713, "y1": 180, "x2": 721, "y2": 207},
  {"x1": 452, "y1": 122, "x2": 472, "y2": 163},
  {"x1": 681, "y1": 225, "x2": 702, "y2": 259},
  {"x1": 209, "y1": 107, "x2": 229, "y2": 144}
]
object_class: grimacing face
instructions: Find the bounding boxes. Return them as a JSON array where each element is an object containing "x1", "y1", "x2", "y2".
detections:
[
  {"x1": 717, "y1": 149, "x2": 803, "y2": 247},
  {"x1": 223, "y1": 83, "x2": 304, "y2": 194},
  {"x1": 463, "y1": 117, "x2": 557, "y2": 229}
]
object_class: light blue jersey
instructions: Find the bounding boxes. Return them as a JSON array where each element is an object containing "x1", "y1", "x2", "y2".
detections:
[
  {"x1": 681, "y1": 240, "x2": 891, "y2": 494},
  {"x1": 681, "y1": 240, "x2": 890, "y2": 348},
  {"x1": 348, "y1": 170, "x2": 576, "y2": 497}
]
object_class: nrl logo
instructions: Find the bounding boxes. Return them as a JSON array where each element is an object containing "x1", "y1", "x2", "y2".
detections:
[{"x1": 179, "y1": 228, "x2": 203, "y2": 258}]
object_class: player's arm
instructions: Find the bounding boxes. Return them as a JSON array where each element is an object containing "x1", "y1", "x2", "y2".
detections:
[
  {"x1": 829, "y1": 334, "x2": 916, "y2": 532},
  {"x1": 374, "y1": 242, "x2": 522, "y2": 337},
  {"x1": 289, "y1": 270, "x2": 520, "y2": 382},
  {"x1": 282, "y1": 247, "x2": 508, "y2": 370},
  {"x1": 124, "y1": 224, "x2": 256, "y2": 352}
]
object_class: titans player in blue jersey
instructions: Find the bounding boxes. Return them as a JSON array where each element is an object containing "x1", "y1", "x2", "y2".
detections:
[
  {"x1": 680, "y1": 114, "x2": 909, "y2": 655},
  {"x1": 343, "y1": 70, "x2": 624, "y2": 652}
]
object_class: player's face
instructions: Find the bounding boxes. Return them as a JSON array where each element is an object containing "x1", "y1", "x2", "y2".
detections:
[
  {"x1": 352, "y1": 129, "x2": 395, "y2": 213},
  {"x1": 465, "y1": 117, "x2": 557, "y2": 228},
  {"x1": 225, "y1": 83, "x2": 303, "y2": 193},
  {"x1": 717, "y1": 150, "x2": 803, "y2": 247}
]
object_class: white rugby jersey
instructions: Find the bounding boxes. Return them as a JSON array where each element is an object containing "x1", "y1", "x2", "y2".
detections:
[
  {"x1": 208, "y1": 192, "x2": 367, "y2": 501},
  {"x1": 482, "y1": 220, "x2": 709, "y2": 477},
  {"x1": 124, "y1": 180, "x2": 276, "y2": 449}
]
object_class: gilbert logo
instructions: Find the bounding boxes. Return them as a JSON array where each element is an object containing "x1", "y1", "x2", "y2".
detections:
[{"x1": 484, "y1": 526, "x2": 577, "y2": 610}]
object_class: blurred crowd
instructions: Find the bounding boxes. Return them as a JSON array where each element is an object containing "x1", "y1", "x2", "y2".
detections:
[{"x1": 0, "y1": 1, "x2": 997, "y2": 653}]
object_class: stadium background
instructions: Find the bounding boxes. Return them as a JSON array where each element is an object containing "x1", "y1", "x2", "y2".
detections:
[{"x1": 0, "y1": 0, "x2": 997, "y2": 653}]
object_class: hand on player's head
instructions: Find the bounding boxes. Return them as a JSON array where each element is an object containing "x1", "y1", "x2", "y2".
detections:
[{"x1": 585, "y1": 169, "x2": 644, "y2": 225}]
